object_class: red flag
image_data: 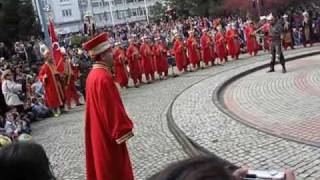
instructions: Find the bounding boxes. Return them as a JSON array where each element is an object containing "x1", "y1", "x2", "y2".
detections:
[{"x1": 48, "y1": 18, "x2": 64, "y2": 73}]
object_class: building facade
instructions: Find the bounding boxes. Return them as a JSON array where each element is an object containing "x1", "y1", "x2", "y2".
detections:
[
  {"x1": 35, "y1": 0, "x2": 162, "y2": 35},
  {"x1": 79, "y1": 0, "x2": 161, "y2": 28}
]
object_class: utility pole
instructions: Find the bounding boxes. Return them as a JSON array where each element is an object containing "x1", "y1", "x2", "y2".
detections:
[
  {"x1": 36, "y1": 0, "x2": 51, "y2": 46},
  {"x1": 108, "y1": 0, "x2": 115, "y2": 27},
  {"x1": 143, "y1": 0, "x2": 149, "y2": 24}
]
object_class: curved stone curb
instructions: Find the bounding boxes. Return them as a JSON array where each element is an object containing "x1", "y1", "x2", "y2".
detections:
[
  {"x1": 169, "y1": 46, "x2": 320, "y2": 179},
  {"x1": 213, "y1": 51, "x2": 320, "y2": 148}
]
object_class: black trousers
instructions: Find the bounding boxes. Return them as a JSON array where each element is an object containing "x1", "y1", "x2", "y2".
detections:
[{"x1": 270, "y1": 42, "x2": 286, "y2": 70}]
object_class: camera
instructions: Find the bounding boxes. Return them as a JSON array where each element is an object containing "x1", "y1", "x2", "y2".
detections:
[{"x1": 243, "y1": 170, "x2": 285, "y2": 180}]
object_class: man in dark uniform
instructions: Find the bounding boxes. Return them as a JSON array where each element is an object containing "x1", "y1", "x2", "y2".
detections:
[{"x1": 267, "y1": 14, "x2": 287, "y2": 74}]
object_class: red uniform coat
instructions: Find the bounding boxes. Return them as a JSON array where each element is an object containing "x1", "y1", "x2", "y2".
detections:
[
  {"x1": 154, "y1": 43, "x2": 169, "y2": 76},
  {"x1": 113, "y1": 47, "x2": 129, "y2": 87},
  {"x1": 140, "y1": 43, "x2": 155, "y2": 80},
  {"x1": 85, "y1": 64, "x2": 134, "y2": 180},
  {"x1": 126, "y1": 44, "x2": 142, "y2": 84},
  {"x1": 215, "y1": 32, "x2": 227, "y2": 61},
  {"x1": 38, "y1": 62, "x2": 64, "y2": 108},
  {"x1": 226, "y1": 29, "x2": 240, "y2": 59},
  {"x1": 187, "y1": 36, "x2": 200, "y2": 67},
  {"x1": 64, "y1": 59, "x2": 80, "y2": 107},
  {"x1": 262, "y1": 23, "x2": 271, "y2": 51},
  {"x1": 245, "y1": 26, "x2": 259, "y2": 55},
  {"x1": 173, "y1": 39, "x2": 187, "y2": 71},
  {"x1": 201, "y1": 34, "x2": 213, "y2": 65}
]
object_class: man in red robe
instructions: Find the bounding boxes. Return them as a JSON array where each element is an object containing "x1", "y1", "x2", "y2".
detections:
[
  {"x1": 215, "y1": 26, "x2": 228, "y2": 64},
  {"x1": 201, "y1": 29, "x2": 214, "y2": 66},
  {"x1": 261, "y1": 18, "x2": 271, "y2": 52},
  {"x1": 83, "y1": 33, "x2": 134, "y2": 180},
  {"x1": 226, "y1": 24, "x2": 240, "y2": 60},
  {"x1": 187, "y1": 30, "x2": 201, "y2": 70},
  {"x1": 63, "y1": 52, "x2": 81, "y2": 110},
  {"x1": 38, "y1": 48, "x2": 64, "y2": 117},
  {"x1": 140, "y1": 36, "x2": 155, "y2": 83},
  {"x1": 154, "y1": 37, "x2": 169, "y2": 79},
  {"x1": 245, "y1": 21, "x2": 259, "y2": 56},
  {"x1": 126, "y1": 38, "x2": 142, "y2": 88},
  {"x1": 172, "y1": 33, "x2": 188, "y2": 73},
  {"x1": 113, "y1": 42, "x2": 129, "y2": 88}
]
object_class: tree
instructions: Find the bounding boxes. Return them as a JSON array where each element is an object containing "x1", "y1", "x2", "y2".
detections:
[
  {"x1": 0, "y1": 0, "x2": 41, "y2": 46},
  {"x1": 150, "y1": 2, "x2": 166, "y2": 21},
  {"x1": 166, "y1": 0, "x2": 225, "y2": 17}
]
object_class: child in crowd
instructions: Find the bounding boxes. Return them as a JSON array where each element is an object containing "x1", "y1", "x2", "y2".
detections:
[
  {"x1": 4, "y1": 109, "x2": 31, "y2": 140},
  {"x1": 31, "y1": 97, "x2": 52, "y2": 119}
]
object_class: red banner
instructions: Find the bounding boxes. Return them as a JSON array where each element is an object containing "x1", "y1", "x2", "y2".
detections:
[{"x1": 48, "y1": 18, "x2": 64, "y2": 74}]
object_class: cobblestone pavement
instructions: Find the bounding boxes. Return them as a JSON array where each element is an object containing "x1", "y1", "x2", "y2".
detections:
[
  {"x1": 31, "y1": 46, "x2": 320, "y2": 180},
  {"x1": 224, "y1": 55, "x2": 320, "y2": 147},
  {"x1": 172, "y1": 48, "x2": 320, "y2": 179}
]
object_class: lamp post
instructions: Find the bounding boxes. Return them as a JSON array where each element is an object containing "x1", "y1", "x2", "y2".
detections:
[
  {"x1": 144, "y1": 0, "x2": 149, "y2": 24},
  {"x1": 36, "y1": 0, "x2": 51, "y2": 46},
  {"x1": 108, "y1": 0, "x2": 115, "y2": 27}
]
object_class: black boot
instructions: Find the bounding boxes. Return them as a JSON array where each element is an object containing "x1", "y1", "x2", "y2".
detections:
[
  {"x1": 282, "y1": 66, "x2": 287, "y2": 73},
  {"x1": 267, "y1": 69, "x2": 275, "y2": 73}
]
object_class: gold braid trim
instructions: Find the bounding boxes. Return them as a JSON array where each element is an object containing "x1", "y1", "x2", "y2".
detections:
[{"x1": 116, "y1": 131, "x2": 134, "y2": 144}]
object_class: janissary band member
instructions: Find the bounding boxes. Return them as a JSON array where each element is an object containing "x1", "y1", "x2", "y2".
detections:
[
  {"x1": 83, "y1": 33, "x2": 134, "y2": 180},
  {"x1": 173, "y1": 33, "x2": 188, "y2": 73},
  {"x1": 38, "y1": 46, "x2": 64, "y2": 117},
  {"x1": 113, "y1": 41, "x2": 129, "y2": 88},
  {"x1": 61, "y1": 48, "x2": 82, "y2": 110},
  {"x1": 126, "y1": 37, "x2": 142, "y2": 87}
]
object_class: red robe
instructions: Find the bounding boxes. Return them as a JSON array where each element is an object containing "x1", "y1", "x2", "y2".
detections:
[
  {"x1": 226, "y1": 29, "x2": 240, "y2": 59},
  {"x1": 245, "y1": 26, "x2": 259, "y2": 55},
  {"x1": 173, "y1": 39, "x2": 187, "y2": 71},
  {"x1": 64, "y1": 59, "x2": 80, "y2": 107},
  {"x1": 154, "y1": 43, "x2": 169, "y2": 76},
  {"x1": 262, "y1": 23, "x2": 271, "y2": 51},
  {"x1": 38, "y1": 62, "x2": 64, "y2": 108},
  {"x1": 215, "y1": 32, "x2": 227, "y2": 62},
  {"x1": 126, "y1": 44, "x2": 142, "y2": 85},
  {"x1": 140, "y1": 43, "x2": 155, "y2": 81},
  {"x1": 85, "y1": 63, "x2": 134, "y2": 180},
  {"x1": 201, "y1": 34, "x2": 214, "y2": 65},
  {"x1": 187, "y1": 36, "x2": 200, "y2": 68},
  {"x1": 113, "y1": 47, "x2": 129, "y2": 87}
]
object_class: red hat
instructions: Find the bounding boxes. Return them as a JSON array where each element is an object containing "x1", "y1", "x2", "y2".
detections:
[{"x1": 82, "y1": 33, "x2": 111, "y2": 59}]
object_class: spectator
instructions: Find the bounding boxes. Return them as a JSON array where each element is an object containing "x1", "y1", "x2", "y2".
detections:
[
  {"x1": 4, "y1": 109, "x2": 31, "y2": 139},
  {"x1": 1, "y1": 70, "x2": 24, "y2": 111},
  {"x1": 150, "y1": 156, "x2": 296, "y2": 180},
  {"x1": 31, "y1": 98, "x2": 52, "y2": 119},
  {"x1": 0, "y1": 71, "x2": 8, "y2": 117},
  {"x1": 0, "y1": 142, "x2": 56, "y2": 180}
]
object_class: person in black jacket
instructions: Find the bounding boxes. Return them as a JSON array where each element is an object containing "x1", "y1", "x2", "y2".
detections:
[{"x1": 267, "y1": 14, "x2": 287, "y2": 74}]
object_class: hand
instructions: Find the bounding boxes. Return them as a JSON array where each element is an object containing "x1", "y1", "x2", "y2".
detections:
[
  {"x1": 233, "y1": 167, "x2": 249, "y2": 180},
  {"x1": 285, "y1": 169, "x2": 296, "y2": 180}
]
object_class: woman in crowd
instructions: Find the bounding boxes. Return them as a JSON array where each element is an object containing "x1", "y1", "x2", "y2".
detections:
[{"x1": 1, "y1": 70, "x2": 24, "y2": 112}]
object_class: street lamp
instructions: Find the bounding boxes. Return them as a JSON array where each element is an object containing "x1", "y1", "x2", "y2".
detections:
[
  {"x1": 143, "y1": 0, "x2": 149, "y2": 24},
  {"x1": 108, "y1": 0, "x2": 115, "y2": 27},
  {"x1": 36, "y1": 0, "x2": 51, "y2": 46}
]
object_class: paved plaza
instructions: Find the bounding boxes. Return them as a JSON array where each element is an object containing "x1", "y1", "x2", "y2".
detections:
[
  {"x1": 224, "y1": 55, "x2": 320, "y2": 147},
  {"x1": 31, "y1": 46, "x2": 320, "y2": 180}
]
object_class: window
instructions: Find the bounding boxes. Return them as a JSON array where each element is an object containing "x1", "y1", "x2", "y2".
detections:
[
  {"x1": 60, "y1": 0, "x2": 69, "y2": 2},
  {"x1": 132, "y1": 9, "x2": 137, "y2": 16},
  {"x1": 92, "y1": 2, "x2": 100, "y2": 7},
  {"x1": 62, "y1": 9, "x2": 72, "y2": 17},
  {"x1": 126, "y1": 0, "x2": 134, "y2": 3},
  {"x1": 102, "y1": 0, "x2": 109, "y2": 6},
  {"x1": 114, "y1": 0, "x2": 122, "y2": 5}
]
